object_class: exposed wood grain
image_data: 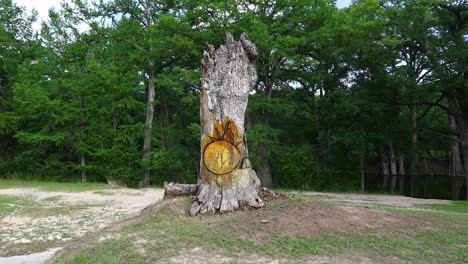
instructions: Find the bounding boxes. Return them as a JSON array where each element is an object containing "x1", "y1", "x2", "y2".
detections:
[{"x1": 190, "y1": 33, "x2": 264, "y2": 216}]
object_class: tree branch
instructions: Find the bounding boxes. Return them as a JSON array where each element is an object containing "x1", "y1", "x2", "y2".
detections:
[{"x1": 416, "y1": 94, "x2": 445, "y2": 122}]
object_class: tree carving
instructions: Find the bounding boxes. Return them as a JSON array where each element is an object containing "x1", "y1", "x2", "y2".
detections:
[{"x1": 189, "y1": 33, "x2": 264, "y2": 216}]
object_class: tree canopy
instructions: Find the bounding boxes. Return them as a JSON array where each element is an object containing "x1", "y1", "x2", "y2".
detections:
[{"x1": 0, "y1": 0, "x2": 466, "y2": 199}]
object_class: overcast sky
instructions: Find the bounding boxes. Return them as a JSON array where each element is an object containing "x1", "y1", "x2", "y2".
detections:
[{"x1": 14, "y1": 0, "x2": 353, "y2": 26}]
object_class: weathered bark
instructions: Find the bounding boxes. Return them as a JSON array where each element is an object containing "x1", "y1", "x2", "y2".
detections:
[
  {"x1": 164, "y1": 182, "x2": 198, "y2": 197},
  {"x1": 389, "y1": 142, "x2": 398, "y2": 193},
  {"x1": 190, "y1": 33, "x2": 264, "y2": 216},
  {"x1": 142, "y1": 67, "x2": 156, "y2": 187}
]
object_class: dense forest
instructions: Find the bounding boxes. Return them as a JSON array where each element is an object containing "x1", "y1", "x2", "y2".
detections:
[{"x1": 0, "y1": 0, "x2": 466, "y2": 199}]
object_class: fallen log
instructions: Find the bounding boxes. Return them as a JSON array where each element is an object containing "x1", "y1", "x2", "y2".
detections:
[{"x1": 163, "y1": 182, "x2": 198, "y2": 198}]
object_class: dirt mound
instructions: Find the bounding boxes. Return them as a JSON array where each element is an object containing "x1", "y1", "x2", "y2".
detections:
[
  {"x1": 151, "y1": 195, "x2": 442, "y2": 240},
  {"x1": 231, "y1": 199, "x2": 442, "y2": 239}
]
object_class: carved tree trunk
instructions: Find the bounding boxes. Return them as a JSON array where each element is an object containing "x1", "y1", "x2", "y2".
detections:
[{"x1": 189, "y1": 33, "x2": 264, "y2": 216}]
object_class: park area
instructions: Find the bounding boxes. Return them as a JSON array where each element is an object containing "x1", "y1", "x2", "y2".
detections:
[
  {"x1": 0, "y1": 180, "x2": 467, "y2": 263},
  {"x1": 1, "y1": 0, "x2": 468, "y2": 263}
]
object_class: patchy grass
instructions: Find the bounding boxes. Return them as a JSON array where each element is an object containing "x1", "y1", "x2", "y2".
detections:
[
  {"x1": 43, "y1": 196, "x2": 63, "y2": 202},
  {"x1": 0, "y1": 180, "x2": 113, "y2": 192},
  {"x1": 419, "y1": 201, "x2": 468, "y2": 214},
  {"x1": 49, "y1": 197, "x2": 468, "y2": 264},
  {"x1": 19, "y1": 204, "x2": 105, "y2": 218},
  {"x1": 51, "y1": 239, "x2": 145, "y2": 264},
  {"x1": 294, "y1": 193, "x2": 468, "y2": 224},
  {"x1": 0, "y1": 195, "x2": 37, "y2": 218}
]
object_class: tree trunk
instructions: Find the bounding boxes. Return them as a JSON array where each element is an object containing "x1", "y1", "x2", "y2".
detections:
[
  {"x1": 360, "y1": 152, "x2": 365, "y2": 192},
  {"x1": 80, "y1": 94, "x2": 87, "y2": 183},
  {"x1": 260, "y1": 161, "x2": 273, "y2": 188},
  {"x1": 448, "y1": 107, "x2": 463, "y2": 200},
  {"x1": 462, "y1": 137, "x2": 468, "y2": 200},
  {"x1": 190, "y1": 33, "x2": 264, "y2": 216},
  {"x1": 459, "y1": 108, "x2": 468, "y2": 200},
  {"x1": 80, "y1": 153, "x2": 86, "y2": 183},
  {"x1": 398, "y1": 155, "x2": 405, "y2": 193},
  {"x1": 381, "y1": 146, "x2": 390, "y2": 192},
  {"x1": 389, "y1": 142, "x2": 398, "y2": 193},
  {"x1": 448, "y1": 95, "x2": 467, "y2": 200},
  {"x1": 142, "y1": 66, "x2": 156, "y2": 187},
  {"x1": 410, "y1": 104, "x2": 418, "y2": 197},
  {"x1": 259, "y1": 81, "x2": 274, "y2": 188},
  {"x1": 423, "y1": 152, "x2": 432, "y2": 198}
]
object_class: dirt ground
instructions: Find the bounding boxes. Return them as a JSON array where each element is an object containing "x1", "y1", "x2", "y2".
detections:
[
  {"x1": 0, "y1": 187, "x2": 164, "y2": 257},
  {"x1": 295, "y1": 191, "x2": 452, "y2": 207},
  {"x1": 1, "y1": 187, "x2": 464, "y2": 263},
  {"x1": 232, "y1": 199, "x2": 443, "y2": 240},
  {"x1": 153, "y1": 195, "x2": 465, "y2": 264}
]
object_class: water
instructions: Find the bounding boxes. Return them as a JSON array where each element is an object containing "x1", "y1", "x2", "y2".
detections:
[{"x1": 0, "y1": 247, "x2": 62, "y2": 264}]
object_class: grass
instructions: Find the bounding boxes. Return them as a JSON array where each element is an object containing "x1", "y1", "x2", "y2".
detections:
[
  {"x1": 0, "y1": 179, "x2": 113, "y2": 192},
  {"x1": 43, "y1": 196, "x2": 63, "y2": 202},
  {"x1": 49, "y1": 197, "x2": 468, "y2": 264},
  {"x1": 52, "y1": 239, "x2": 145, "y2": 264},
  {"x1": 0, "y1": 194, "x2": 37, "y2": 218},
  {"x1": 18, "y1": 204, "x2": 105, "y2": 218},
  {"x1": 419, "y1": 201, "x2": 468, "y2": 214},
  {"x1": 293, "y1": 192, "x2": 468, "y2": 223}
]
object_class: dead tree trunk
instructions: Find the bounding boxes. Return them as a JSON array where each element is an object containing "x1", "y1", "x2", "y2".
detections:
[{"x1": 189, "y1": 33, "x2": 264, "y2": 216}]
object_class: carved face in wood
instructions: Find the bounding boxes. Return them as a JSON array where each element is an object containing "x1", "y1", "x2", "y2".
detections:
[{"x1": 203, "y1": 118, "x2": 243, "y2": 176}]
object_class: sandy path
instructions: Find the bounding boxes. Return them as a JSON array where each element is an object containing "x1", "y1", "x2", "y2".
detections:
[
  {"x1": 296, "y1": 191, "x2": 452, "y2": 207},
  {"x1": 0, "y1": 187, "x2": 164, "y2": 257}
]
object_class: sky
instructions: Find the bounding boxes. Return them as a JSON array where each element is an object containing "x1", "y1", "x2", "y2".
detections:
[
  {"x1": 15, "y1": 0, "x2": 68, "y2": 21},
  {"x1": 14, "y1": 0, "x2": 353, "y2": 27}
]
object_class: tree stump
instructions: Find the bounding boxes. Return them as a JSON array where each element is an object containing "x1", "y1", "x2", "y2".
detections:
[{"x1": 189, "y1": 33, "x2": 264, "y2": 216}]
